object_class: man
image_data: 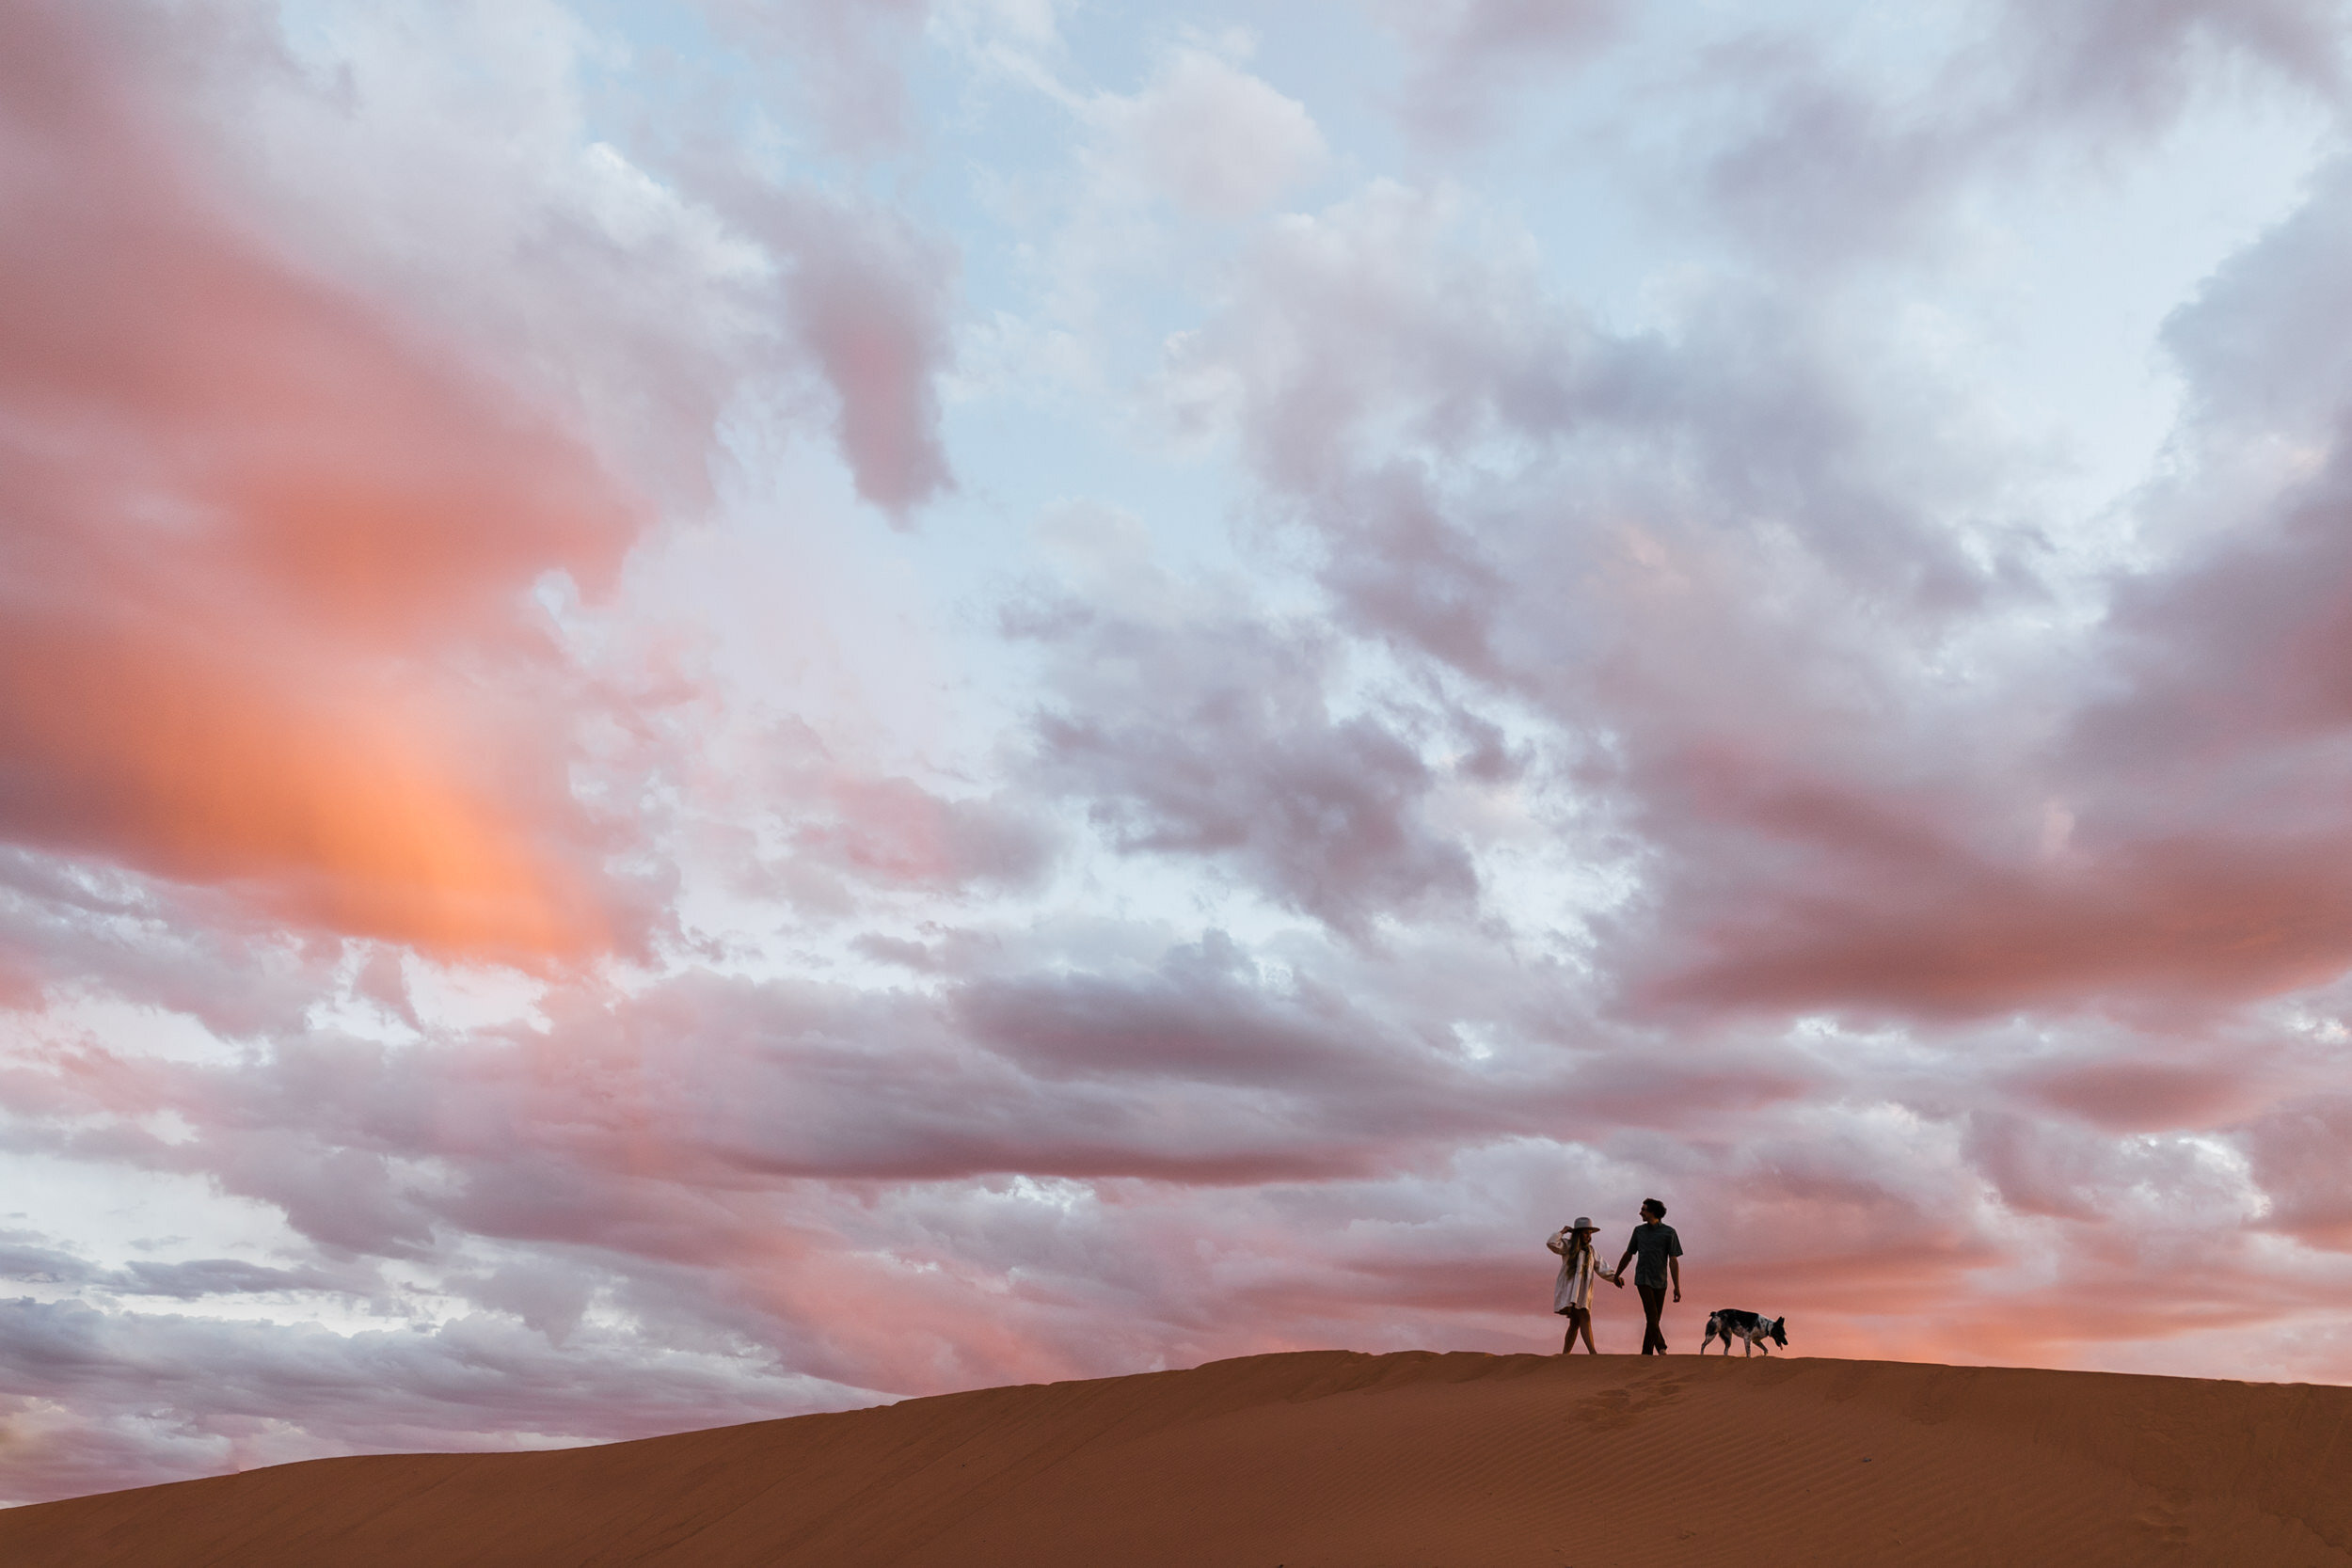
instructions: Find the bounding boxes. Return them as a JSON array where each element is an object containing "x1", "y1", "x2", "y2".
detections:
[{"x1": 1613, "y1": 1198, "x2": 1681, "y2": 1354}]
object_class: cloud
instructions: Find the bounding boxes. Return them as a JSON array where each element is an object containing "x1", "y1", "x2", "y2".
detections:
[
  {"x1": 1091, "y1": 48, "x2": 1327, "y2": 219},
  {"x1": 1997, "y1": 0, "x2": 2347, "y2": 124},
  {"x1": 1633, "y1": 146, "x2": 2352, "y2": 1021},
  {"x1": 0, "y1": 0, "x2": 648, "y2": 959},
  {"x1": 1012, "y1": 594, "x2": 1476, "y2": 936},
  {"x1": 695, "y1": 0, "x2": 933, "y2": 155},
  {"x1": 0, "y1": 1240, "x2": 346, "y2": 1301},
  {"x1": 1371, "y1": 0, "x2": 1625, "y2": 145},
  {"x1": 2237, "y1": 1093, "x2": 2352, "y2": 1246},
  {"x1": 1139, "y1": 74, "x2": 2352, "y2": 1031},
  {"x1": 1155, "y1": 180, "x2": 2064, "y2": 1012},
  {"x1": 780, "y1": 774, "x2": 1054, "y2": 895},
  {"x1": 0, "y1": 0, "x2": 974, "y2": 965},
  {"x1": 0, "y1": 1296, "x2": 866, "y2": 1504},
  {"x1": 768, "y1": 196, "x2": 961, "y2": 520},
  {"x1": 1160, "y1": 181, "x2": 1612, "y2": 491},
  {"x1": 3, "y1": 935, "x2": 2347, "y2": 1499},
  {"x1": 1695, "y1": 0, "x2": 2346, "y2": 265},
  {"x1": 619, "y1": 160, "x2": 960, "y2": 524}
]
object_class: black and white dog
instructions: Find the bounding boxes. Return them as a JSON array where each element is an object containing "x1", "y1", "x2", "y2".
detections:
[{"x1": 1701, "y1": 1309, "x2": 1788, "y2": 1357}]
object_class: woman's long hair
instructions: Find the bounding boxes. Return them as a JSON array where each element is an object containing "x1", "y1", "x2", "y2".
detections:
[{"x1": 1563, "y1": 1227, "x2": 1591, "y2": 1261}]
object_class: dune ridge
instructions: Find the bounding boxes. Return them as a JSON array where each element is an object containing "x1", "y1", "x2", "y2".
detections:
[{"x1": 2, "y1": 1349, "x2": 2347, "y2": 1566}]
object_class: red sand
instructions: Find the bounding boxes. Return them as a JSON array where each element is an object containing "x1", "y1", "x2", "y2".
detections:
[{"x1": 3, "y1": 1350, "x2": 2348, "y2": 1565}]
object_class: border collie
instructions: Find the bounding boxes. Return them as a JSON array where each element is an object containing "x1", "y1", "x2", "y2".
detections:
[{"x1": 1701, "y1": 1309, "x2": 1788, "y2": 1357}]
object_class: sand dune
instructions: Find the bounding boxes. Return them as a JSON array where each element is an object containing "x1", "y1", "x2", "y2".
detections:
[{"x1": 3, "y1": 1349, "x2": 2347, "y2": 1566}]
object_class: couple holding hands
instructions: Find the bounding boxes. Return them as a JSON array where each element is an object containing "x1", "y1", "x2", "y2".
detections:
[{"x1": 1548, "y1": 1199, "x2": 1682, "y2": 1354}]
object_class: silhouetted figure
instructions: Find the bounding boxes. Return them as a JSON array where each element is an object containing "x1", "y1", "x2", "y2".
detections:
[
  {"x1": 1614, "y1": 1198, "x2": 1681, "y2": 1354},
  {"x1": 1547, "y1": 1216, "x2": 1616, "y2": 1353}
]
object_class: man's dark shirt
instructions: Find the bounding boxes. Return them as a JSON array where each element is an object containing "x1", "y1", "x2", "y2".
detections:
[{"x1": 1620, "y1": 1222, "x2": 1681, "y2": 1291}]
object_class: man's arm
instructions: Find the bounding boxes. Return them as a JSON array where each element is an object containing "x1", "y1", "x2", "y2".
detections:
[{"x1": 1669, "y1": 1256, "x2": 1680, "y2": 1302}]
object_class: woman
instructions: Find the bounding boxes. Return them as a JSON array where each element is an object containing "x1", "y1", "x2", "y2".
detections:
[{"x1": 1547, "y1": 1216, "x2": 1616, "y2": 1354}]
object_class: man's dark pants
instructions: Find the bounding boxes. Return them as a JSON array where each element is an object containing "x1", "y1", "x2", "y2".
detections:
[{"x1": 1637, "y1": 1284, "x2": 1669, "y2": 1354}]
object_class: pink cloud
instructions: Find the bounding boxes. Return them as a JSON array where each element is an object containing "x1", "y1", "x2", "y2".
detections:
[
  {"x1": 779, "y1": 200, "x2": 958, "y2": 520},
  {"x1": 2239, "y1": 1094, "x2": 2352, "y2": 1247},
  {"x1": 2016, "y1": 1059, "x2": 2253, "y2": 1132},
  {"x1": 0, "y1": 0, "x2": 644, "y2": 959}
]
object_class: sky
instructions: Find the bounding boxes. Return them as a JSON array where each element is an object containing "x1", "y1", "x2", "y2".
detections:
[{"x1": 5, "y1": 0, "x2": 2352, "y2": 1505}]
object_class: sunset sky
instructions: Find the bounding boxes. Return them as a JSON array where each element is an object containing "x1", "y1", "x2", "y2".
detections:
[{"x1": 7, "y1": 0, "x2": 2352, "y2": 1504}]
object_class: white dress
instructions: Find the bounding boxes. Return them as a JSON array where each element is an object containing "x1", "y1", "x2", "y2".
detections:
[{"x1": 1548, "y1": 1231, "x2": 1602, "y2": 1313}]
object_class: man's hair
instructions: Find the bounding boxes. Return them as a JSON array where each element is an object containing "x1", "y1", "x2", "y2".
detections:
[{"x1": 1642, "y1": 1198, "x2": 1666, "y2": 1217}]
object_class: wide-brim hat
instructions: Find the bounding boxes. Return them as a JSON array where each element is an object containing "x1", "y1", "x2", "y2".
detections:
[{"x1": 1568, "y1": 1216, "x2": 1596, "y2": 1231}]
